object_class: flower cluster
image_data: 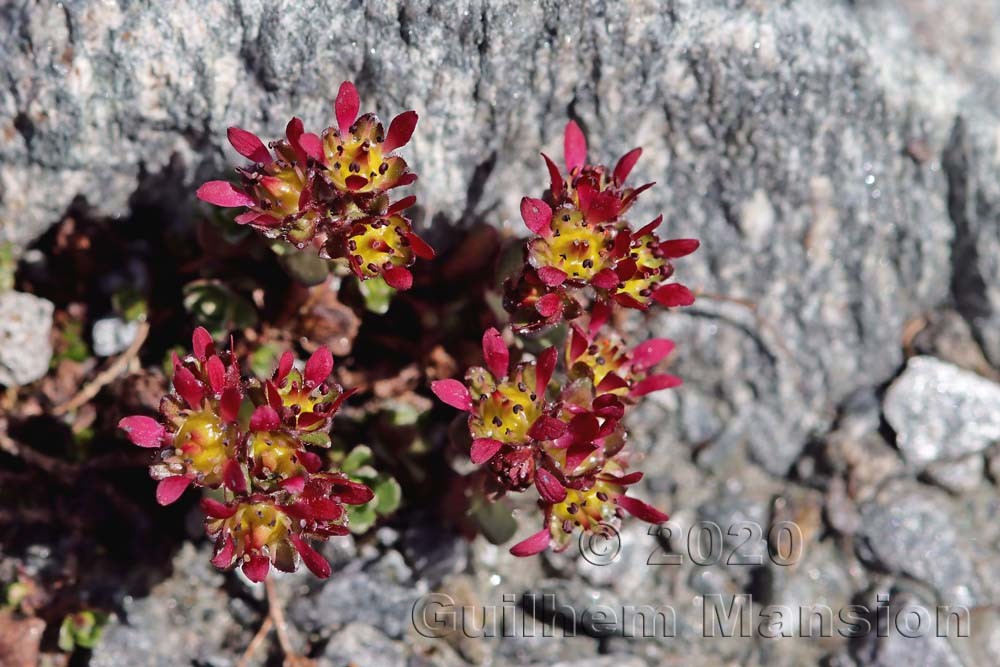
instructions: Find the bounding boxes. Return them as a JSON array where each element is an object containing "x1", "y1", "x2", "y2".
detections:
[
  {"x1": 503, "y1": 121, "x2": 698, "y2": 333},
  {"x1": 434, "y1": 122, "x2": 698, "y2": 556},
  {"x1": 196, "y1": 82, "x2": 434, "y2": 290},
  {"x1": 118, "y1": 328, "x2": 372, "y2": 581}
]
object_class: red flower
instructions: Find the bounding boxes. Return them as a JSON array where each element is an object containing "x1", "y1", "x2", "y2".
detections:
[
  {"x1": 195, "y1": 81, "x2": 433, "y2": 289},
  {"x1": 565, "y1": 319, "x2": 682, "y2": 400},
  {"x1": 119, "y1": 331, "x2": 371, "y2": 580},
  {"x1": 509, "y1": 460, "x2": 668, "y2": 557}
]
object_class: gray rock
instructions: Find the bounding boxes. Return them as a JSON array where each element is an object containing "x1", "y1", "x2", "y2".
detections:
[
  {"x1": 857, "y1": 480, "x2": 996, "y2": 607},
  {"x1": 852, "y1": 591, "x2": 965, "y2": 667},
  {"x1": 320, "y1": 623, "x2": 405, "y2": 667},
  {"x1": 0, "y1": 290, "x2": 53, "y2": 386},
  {"x1": 884, "y1": 356, "x2": 1000, "y2": 466},
  {"x1": 925, "y1": 454, "x2": 986, "y2": 494},
  {"x1": 91, "y1": 316, "x2": 140, "y2": 357},
  {"x1": 288, "y1": 554, "x2": 420, "y2": 641},
  {"x1": 90, "y1": 543, "x2": 252, "y2": 667}
]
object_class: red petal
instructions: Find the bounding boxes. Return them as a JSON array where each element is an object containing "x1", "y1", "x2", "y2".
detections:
[
  {"x1": 118, "y1": 416, "x2": 166, "y2": 448},
  {"x1": 335, "y1": 81, "x2": 360, "y2": 135},
  {"x1": 334, "y1": 478, "x2": 375, "y2": 505},
  {"x1": 589, "y1": 300, "x2": 612, "y2": 335},
  {"x1": 482, "y1": 328, "x2": 509, "y2": 379},
  {"x1": 580, "y1": 189, "x2": 620, "y2": 224},
  {"x1": 345, "y1": 174, "x2": 369, "y2": 191},
  {"x1": 592, "y1": 394, "x2": 625, "y2": 419},
  {"x1": 630, "y1": 339, "x2": 675, "y2": 369},
  {"x1": 285, "y1": 117, "x2": 308, "y2": 163},
  {"x1": 631, "y1": 374, "x2": 682, "y2": 397},
  {"x1": 535, "y1": 347, "x2": 557, "y2": 396},
  {"x1": 535, "y1": 293, "x2": 563, "y2": 318},
  {"x1": 568, "y1": 413, "x2": 600, "y2": 443},
  {"x1": 280, "y1": 475, "x2": 307, "y2": 495},
  {"x1": 201, "y1": 497, "x2": 237, "y2": 519},
  {"x1": 250, "y1": 405, "x2": 280, "y2": 432},
  {"x1": 383, "y1": 266, "x2": 413, "y2": 291},
  {"x1": 431, "y1": 379, "x2": 473, "y2": 411},
  {"x1": 211, "y1": 534, "x2": 235, "y2": 568},
  {"x1": 405, "y1": 232, "x2": 436, "y2": 260},
  {"x1": 537, "y1": 266, "x2": 567, "y2": 287},
  {"x1": 173, "y1": 366, "x2": 204, "y2": 409},
  {"x1": 541, "y1": 153, "x2": 564, "y2": 197},
  {"x1": 528, "y1": 415, "x2": 568, "y2": 441},
  {"x1": 304, "y1": 347, "x2": 334, "y2": 388},
  {"x1": 510, "y1": 528, "x2": 551, "y2": 557},
  {"x1": 613, "y1": 147, "x2": 642, "y2": 184},
  {"x1": 596, "y1": 372, "x2": 629, "y2": 394},
  {"x1": 299, "y1": 450, "x2": 323, "y2": 473},
  {"x1": 623, "y1": 182, "x2": 655, "y2": 207},
  {"x1": 564, "y1": 441, "x2": 598, "y2": 472},
  {"x1": 520, "y1": 197, "x2": 552, "y2": 236},
  {"x1": 617, "y1": 496, "x2": 669, "y2": 524},
  {"x1": 383, "y1": 110, "x2": 418, "y2": 152},
  {"x1": 299, "y1": 132, "x2": 323, "y2": 160},
  {"x1": 614, "y1": 292, "x2": 647, "y2": 310},
  {"x1": 290, "y1": 534, "x2": 331, "y2": 579},
  {"x1": 265, "y1": 380, "x2": 283, "y2": 411},
  {"x1": 564, "y1": 120, "x2": 587, "y2": 172},
  {"x1": 471, "y1": 438, "x2": 504, "y2": 465},
  {"x1": 569, "y1": 325, "x2": 588, "y2": 362},
  {"x1": 660, "y1": 238, "x2": 700, "y2": 258},
  {"x1": 206, "y1": 356, "x2": 225, "y2": 394},
  {"x1": 196, "y1": 181, "x2": 254, "y2": 208},
  {"x1": 220, "y1": 388, "x2": 242, "y2": 423},
  {"x1": 614, "y1": 258, "x2": 638, "y2": 282},
  {"x1": 192, "y1": 327, "x2": 214, "y2": 361},
  {"x1": 276, "y1": 350, "x2": 294, "y2": 384},
  {"x1": 652, "y1": 284, "x2": 695, "y2": 308},
  {"x1": 242, "y1": 554, "x2": 271, "y2": 583},
  {"x1": 156, "y1": 476, "x2": 191, "y2": 506},
  {"x1": 227, "y1": 127, "x2": 271, "y2": 163},
  {"x1": 607, "y1": 471, "x2": 644, "y2": 486},
  {"x1": 223, "y1": 459, "x2": 247, "y2": 494},
  {"x1": 535, "y1": 469, "x2": 567, "y2": 503},
  {"x1": 391, "y1": 172, "x2": 418, "y2": 188},
  {"x1": 590, "y1": 268, "x2": 619, "y2": 290},
  {"x1": 635, "y1": 215, "x2": 663, "y2": 239},
  {"x1": 388, "y1": 195, "x2": 417, "y2": 215}
]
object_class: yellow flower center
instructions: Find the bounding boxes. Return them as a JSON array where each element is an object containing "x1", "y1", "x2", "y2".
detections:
[
  {"x1": 470, "y1": 369, "x2": 543, "y2": 444},
  {"x1": 616, "y1": 233, "x2": 667, "y2": 304},
  {"x1": 249, "y1": 431, "x2": 304, "y2": 478},
  {"x1": 529, "y1": 208, "x2": 612, "y2": 281},
  {"x1": 230, "y1": 502, "x2": 290, "y2": 551},
  {"x1": 348, "y1": 215, "x2": 414, "y2": 278},
  {"x1": 174, "y1": 411, "x2": 237, "y2": 483}
]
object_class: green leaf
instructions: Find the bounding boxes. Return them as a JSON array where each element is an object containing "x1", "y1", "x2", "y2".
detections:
[
  {"x1": 111, "y1": 287, "x2": 148, "y2": 322},
  {"x1": 276, "y1": 246, "x2": 332, "y2": 286},
  {"x1": 299, "y1": 431, "x2": 332, "y2": 448},
  {"x1": 357, "y1": 275, "x2": 395, "y2": 314},
  {"x1": 0, "y1": 242, "x2": 16, "y2": 294},
  {"x1": 249, "y1": 344, "x2": 281, "y2": 379},
  {"x1": 58, "y1": 611, "x2": 108, "y2": 652},
  {"x1": 182, "y1": 280, "x2": 258, "y2": 339},
  {"x1": 347, "y1": 504, "x2": 377, "y2": 534},
  {"x1": 341, "y1": 445, "x2": 374, "y2": 474},
  {"x1": 472, "y1": 500, "x2": 519, "y2": 545},
  {"x1": 373, "y1": 476, "x2": 402, "y2": 515}
]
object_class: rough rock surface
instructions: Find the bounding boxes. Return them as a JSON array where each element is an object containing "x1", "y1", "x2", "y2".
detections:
[
  {"x1": 0, "y1": 290, "x2": 53, "y2": 386},
  {"x1": 884, "y1": 356, "x2": 1000, "y2": 466},
  {"x1": 4, "y1": 0, "x2": 1000, "y2": 666}
]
